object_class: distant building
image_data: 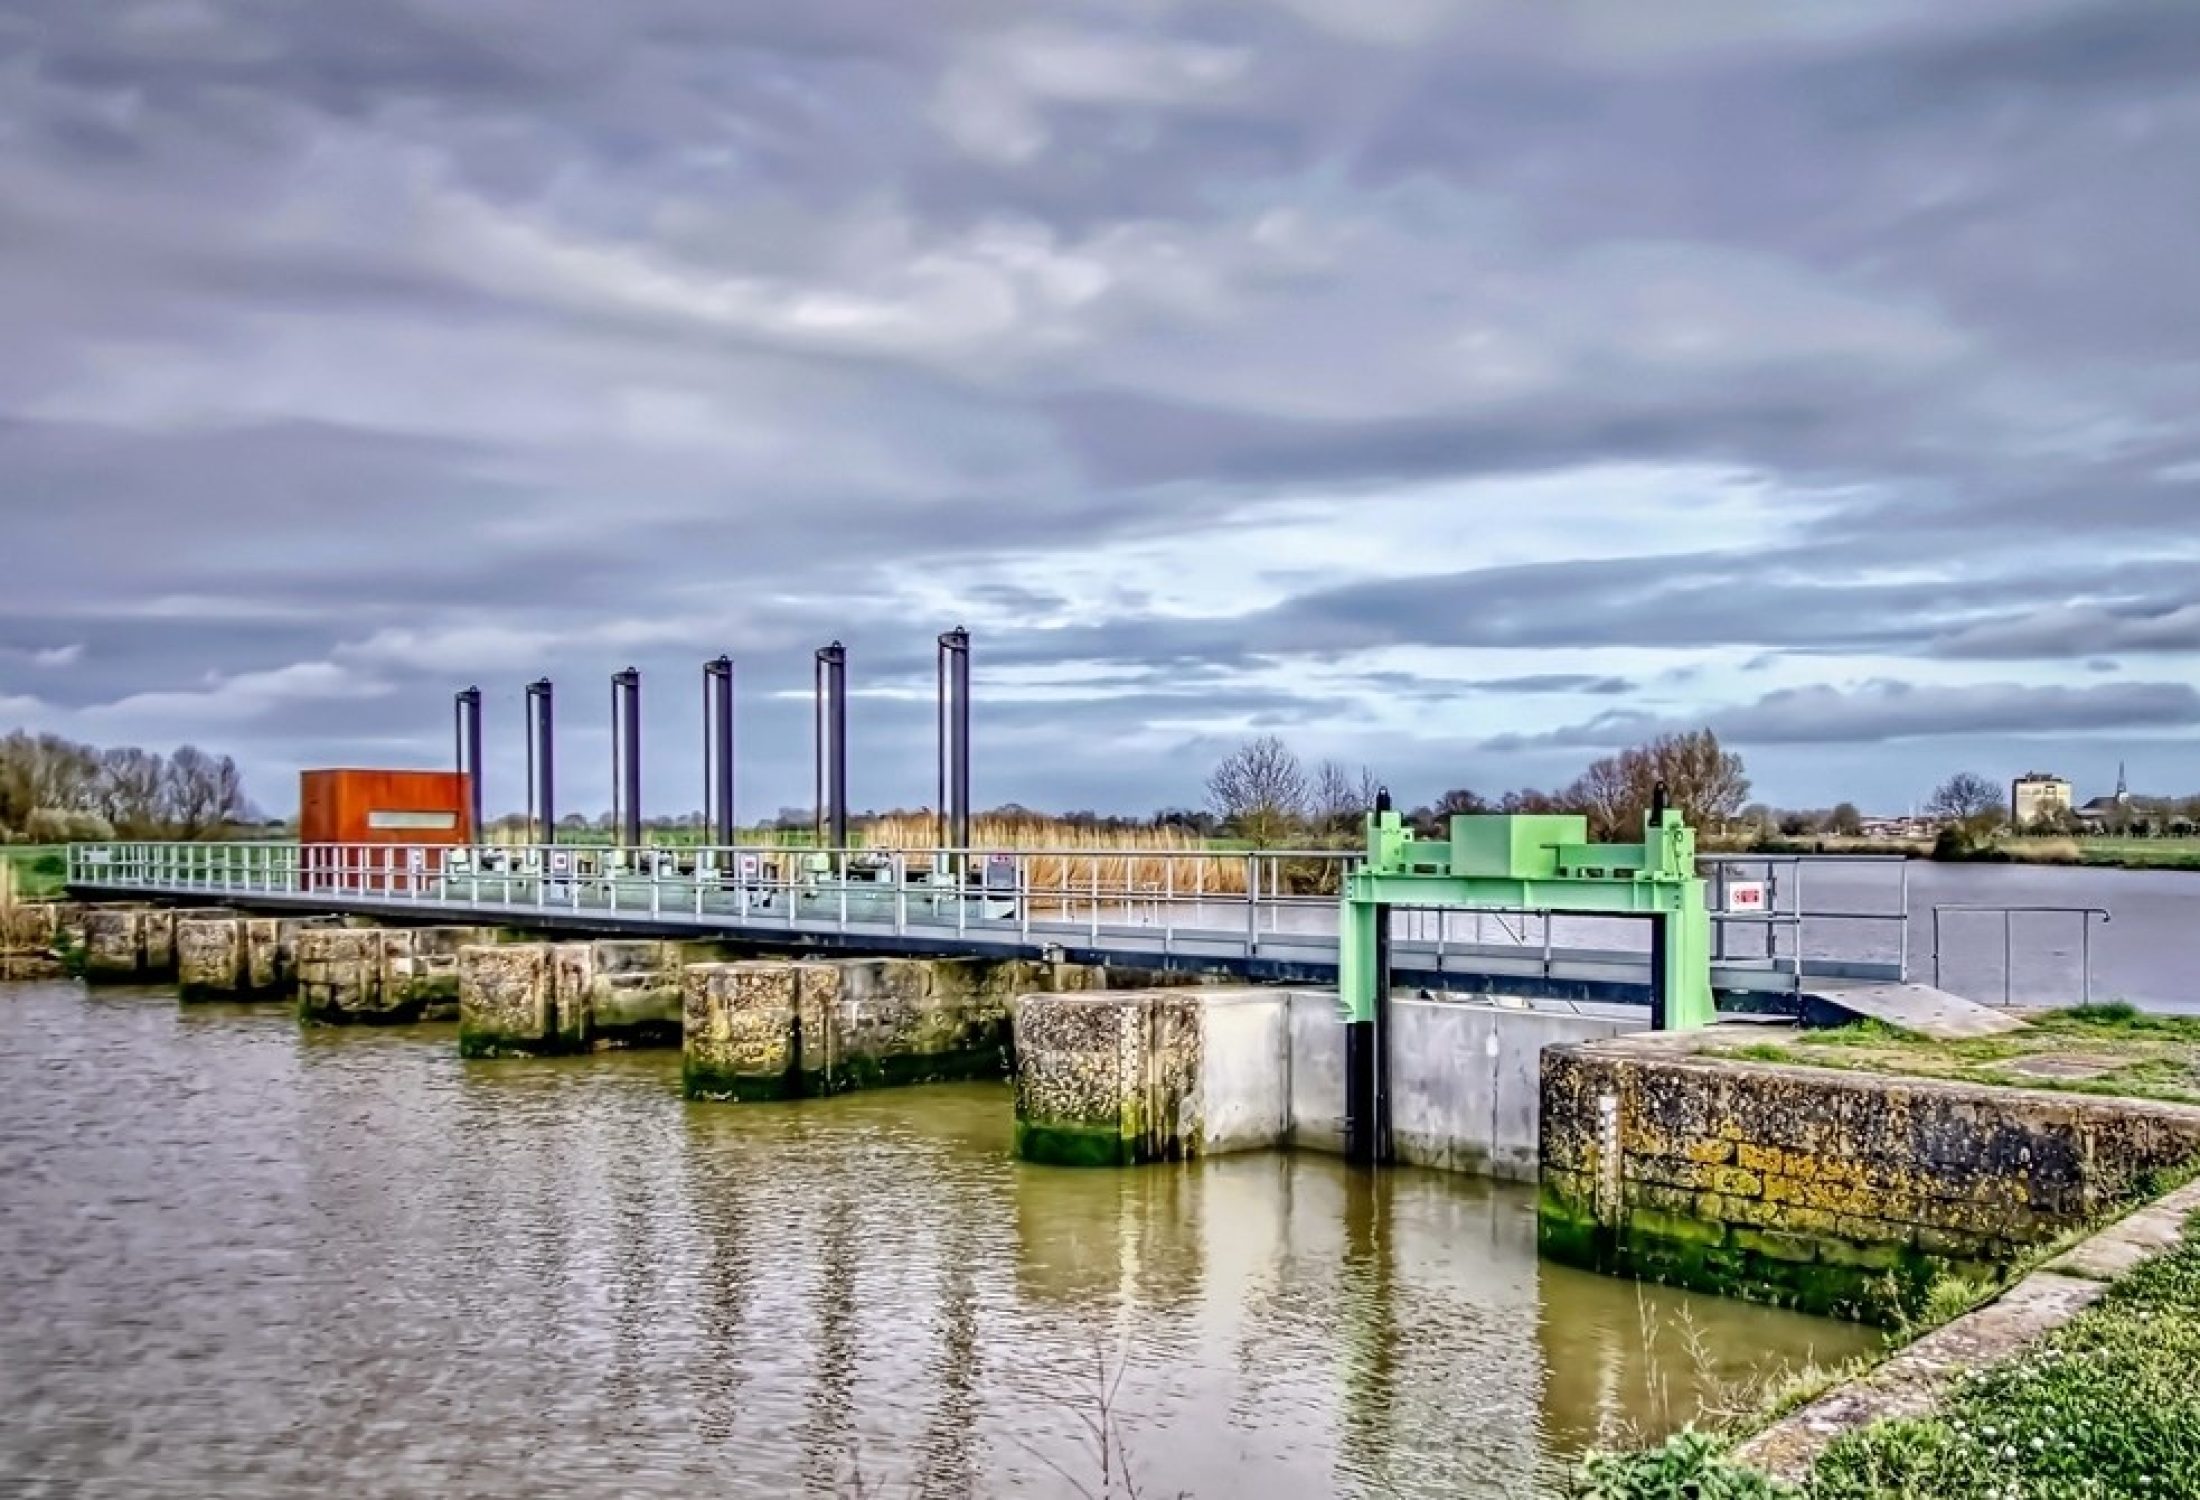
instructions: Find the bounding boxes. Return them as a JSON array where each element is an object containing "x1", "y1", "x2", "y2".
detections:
[
  {"x1": 2074, "y1": 762, "x2": 2134, "y2": 831},
  {"x1": 2011, "y1": 772, "x2": 2073, "y2": 828}
]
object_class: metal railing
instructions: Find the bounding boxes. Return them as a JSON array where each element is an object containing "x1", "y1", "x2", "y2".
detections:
[
  {"x1": 64, "y1": 840, "x2": 1918, "y2": 993},
  {"x1": 1931, "y1": 904, "x2": 2114, "y2": 1006}
]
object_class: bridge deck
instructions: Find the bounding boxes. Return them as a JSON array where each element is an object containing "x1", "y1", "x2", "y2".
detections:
[{"x1": 66, "y1": 859, "x2": 1902, "y2": 1003}]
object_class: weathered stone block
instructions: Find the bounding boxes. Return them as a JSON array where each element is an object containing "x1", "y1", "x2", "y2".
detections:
[
  {"x1": 1539, "y1": 1038, "x2": 2200, "y2": 1323},
  {"x1": 458, "y1": 944, "x2": 563, "y2": 1056},
  {"x1": 1009, "y1": 988, "x2": 1289, "y2": 1167},
  {"x1": 297, "y1": 925, "x2": 497, "y2": 1024},
  {"x1": 80, "y1": 908, "x2": 151, "y2": 981},
  {"x1": 683, "y1": 961, "x2": 804, "y2": 1100},
  {"x1": 177, "y1": 917, "x2": 248, "y2": 1000}
]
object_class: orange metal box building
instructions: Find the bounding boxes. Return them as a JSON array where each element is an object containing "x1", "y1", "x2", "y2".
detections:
[{"x1": 299, "y1": 768, "x2": 475, "y2": 847}]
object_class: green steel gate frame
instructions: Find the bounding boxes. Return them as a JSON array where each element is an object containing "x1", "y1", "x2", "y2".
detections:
[{"x1": 1338, "y1": 796, "x2": 1715, "y2": 1164}]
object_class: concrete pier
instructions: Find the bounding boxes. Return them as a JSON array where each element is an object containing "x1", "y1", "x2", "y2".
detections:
[
  {"x1": 457, "y1": 939, "x2": 692, "y2": 1057},
  {"x1": 177, "y1": 915, "x2": 337, "y2": 1002},
  {"x1": 683, "y1": 956, "x2": 1106, "y2": 1102},
  {"x1": 1011, "y1": 987, "x2": 1634, "y2": 1175},
  {"x1": 78, "y1": 905, "x2": 233, "y2": 983},
  {"x1": 2, "y1": 900, "x2": 77, "y2": 978},
  {"x1": 296, "y1": 925, "x2": 500, "y2": 1024}
]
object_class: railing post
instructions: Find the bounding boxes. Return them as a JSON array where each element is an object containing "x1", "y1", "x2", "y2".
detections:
[
  {"x1": 2004, "y1": 910, "x2": 2015, "y2": 1007},
  {"x1": 1932, "y1": 907, "x2": 1943, "y2": 990}
]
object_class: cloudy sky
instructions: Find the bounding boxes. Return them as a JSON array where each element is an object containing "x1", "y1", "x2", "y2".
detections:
[{"x1": 2, "y1": 0, "x2": 2196, "y2": 821}]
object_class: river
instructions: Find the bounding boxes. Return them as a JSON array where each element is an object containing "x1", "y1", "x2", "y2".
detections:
[{"x1": 0, "y1": 981, "x2": 1874, "y2": 1499}]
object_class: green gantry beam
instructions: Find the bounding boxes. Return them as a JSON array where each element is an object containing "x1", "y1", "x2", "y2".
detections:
[{"x1": 1338, "y1": 808, "x2": 1715, "y2": 1030}]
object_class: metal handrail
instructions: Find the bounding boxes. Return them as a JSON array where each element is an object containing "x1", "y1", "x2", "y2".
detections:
[
  {"x1": 62, "y1": 840, "x2": 1920, "y2": 990},
  {"x1": 1931, "y1": 904, "x2": 2114, "y2": 1006}
]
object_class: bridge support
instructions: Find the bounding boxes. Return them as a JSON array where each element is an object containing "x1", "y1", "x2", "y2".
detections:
[
  {"x1": 937, "y1": 627, "x2": 971, "y2": 872},
  {"x1": 525, "y1": 677, "x2": 556, "y2": 844},
  {"x1": 453, "y1": 686, "x2": 484, "y2": 842},
  {"x1": 813, "y1": 643, "x2": 848, "y2": 849},
  {"x1": 611, "y1": 666, "x2": 642, "y2": 848},
  {"x1": 702, "y1": 656, "x2": 736, "y2": 846}
]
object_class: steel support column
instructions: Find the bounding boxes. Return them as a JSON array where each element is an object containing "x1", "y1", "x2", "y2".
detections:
[
  {"x1": 611, "y1": 666, "x2": 642, "y2": 848},
  {"x1": 936, "y1": 627, "x2": 971, "y2": 874},
  {"x1": 702, "y1": 655, "x2": 735, "y2": 847},
  {"x1": 814, "y1": 642, "x2": 848, "y2": 850},
  {"x1": 525, "y1": 678, "x2": 556, "y2": 845},
  {"x1": 453, "y1": 686, "x2": 483, "y2": 842}
]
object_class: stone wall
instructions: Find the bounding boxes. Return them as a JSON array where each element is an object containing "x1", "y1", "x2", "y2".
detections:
[
  {"x1": 296, "y1": 925, "x2": 500, "y2": 1024},
  {"x1": 78, "y1": 906, "x2": 232, "y2": 983},
  {"x1": 1539, "y1": 1038, "x2": 2200, "y2": 1321},
  {"x1": 683, "y1": 956, "x2": 1106, "y2": 1101},
  {"x1": 459, "y1": 939, "x2": 691, "y2": 1056},
  {"x1": 177, "y1": 915, "x2": 336, "y2": 1001}
]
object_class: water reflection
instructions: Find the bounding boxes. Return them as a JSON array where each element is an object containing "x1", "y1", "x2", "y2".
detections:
[{"x1": 0, "y1": 983, "x2": 1876, "y2": 1498}]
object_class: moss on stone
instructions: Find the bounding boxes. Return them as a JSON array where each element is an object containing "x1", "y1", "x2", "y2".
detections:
[
  {"x1": 1016, "y1": 1120, "x2": 1139, "y2": 1167},
  {"x1": 682, "y1": 1059, "x2": 800, "y2": 1102}
]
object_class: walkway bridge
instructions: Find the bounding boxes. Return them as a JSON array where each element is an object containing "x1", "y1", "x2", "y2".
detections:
[{"x1": 65, "y1": 841, "x2": 1912, "y2": 1008}]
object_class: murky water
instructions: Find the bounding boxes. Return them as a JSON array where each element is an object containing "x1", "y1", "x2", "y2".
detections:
[{"x1": 0, "y1": 982, "x2": 1875, "y2": 1499}]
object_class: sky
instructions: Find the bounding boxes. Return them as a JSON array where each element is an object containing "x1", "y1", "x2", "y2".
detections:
[{"x1": 1, "y1": 0, "x2": 2196, "y2": 821}]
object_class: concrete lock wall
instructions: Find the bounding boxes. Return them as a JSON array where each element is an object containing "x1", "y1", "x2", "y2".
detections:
[
  {"x1": 1537, "y1": 1039, "x2": 2200, "y2": 1322},
  {"x1": 459, "y1": 940, "x2": 691, "y2": 1057},
  {"x1": 1012, "y1": 989, "x2": 1633, "y2": 1173},
  {"x1": 296, "y1": 925, "x2": 500, "y2": 1024},
  {"x1": 682, "y1": 956, "x2": 1108, "y2": 1102}
]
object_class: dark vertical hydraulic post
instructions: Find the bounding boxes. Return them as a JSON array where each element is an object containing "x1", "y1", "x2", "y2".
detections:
[
  {"x1": 702, "y1": 656, "x2": 735, "y2": 847},
  {"x1": 454, "y1": 686, "x2": 483, "y2": 843},
  {"x1": 1347, "y1": 787, "x2": 1397, "y2": 1167},
  {"x1": 814, "y1": 642, "x2": 848, "y2": 849},
  {"x1": 611, "y1": 666, "x2": 642, "y2": 848},
  {"x1": 526, "y1": 678, "x2": 556, "y2": 845},
  {"x1": 936, "y1": 627, "x2": 971, "y2": 874}
]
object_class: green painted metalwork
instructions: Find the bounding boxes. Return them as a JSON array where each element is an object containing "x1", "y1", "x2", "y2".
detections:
[{"x1": 1338, "y1": 808, "x2": 1715, "y2": 1030}]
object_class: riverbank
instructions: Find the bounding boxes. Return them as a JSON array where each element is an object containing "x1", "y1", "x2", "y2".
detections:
[
  {"x1": 1574, "y1": 1010, "x2": 2200, "y2": 1497},
  {"x1": 1713, "y1": 834, "x2": 2200, "y2": 872},
  {"x1": 1576, "y1": 1188, "x2": 2200, "y2": 1498},
  {"x1": 0, "y1": 845, "x2": 65, "y2": 900}
]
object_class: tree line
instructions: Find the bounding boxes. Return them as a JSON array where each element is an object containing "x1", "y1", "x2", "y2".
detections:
[
  {"x1": 0, "y1": 731, "x2": 255, "y2": 844},
  {"x1": 1201, "y1": 728, "x2": 1752, "y2": 848}
]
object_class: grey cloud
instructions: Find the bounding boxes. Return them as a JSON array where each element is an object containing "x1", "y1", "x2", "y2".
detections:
[
  {"x1": 1485, "y1": 680, "x2": 2200, "y2": 753},
  {"x1": 3, "y1": 0, "x2": 2199, "y2": 815}
]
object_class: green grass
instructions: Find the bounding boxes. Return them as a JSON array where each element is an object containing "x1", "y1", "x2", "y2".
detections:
[
  {"x1": 1708, "y1": 1009, "x2": 2200, "y2": 1109},
  {"x1": 1576, "y1": 1214, "x2": 2200, "y2": 1499},
  {"x1": 1809, "y1": 1212, "x2": 2200, "y2": 1498},
  {"x1": 0, "y1": 845, "x2": 67, "y2": 901}
]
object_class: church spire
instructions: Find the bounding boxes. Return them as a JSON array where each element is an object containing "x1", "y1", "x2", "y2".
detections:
[{"x1": 2116, "y1": 761, "x2": 2130, "y2": 802}]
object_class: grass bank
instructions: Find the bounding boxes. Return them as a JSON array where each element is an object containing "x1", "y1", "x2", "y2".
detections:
[
  {"x1": 0, "y1": 845, "x2": 66, "y2": 901},
  {"x1": 1708, "y1": 1006, "x2": 2200, "y2": 1110},
  {"x1": 1576, "y1": 1209, "x2": 2200, "y2": 1498}
]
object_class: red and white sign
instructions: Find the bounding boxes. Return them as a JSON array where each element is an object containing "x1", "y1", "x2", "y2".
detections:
[{"x1": 1727, "y1": 880, "x2": 1768, "y2": 912}]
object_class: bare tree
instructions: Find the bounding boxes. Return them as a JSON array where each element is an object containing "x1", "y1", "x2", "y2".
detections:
[
  {"x1": 1310, "y1": 759, "x2": 1373, "y2": 837},
  {"x1": 1567, "y1": 729, "x2": 1751, "y2": 840},
  {"x1": 1926, "y1": 771, "x2": 2003, "y2": 826},
  {"x1": 1205, "y1": 735, "x2": 1308, "y2": 848},
  {"x1": 162, "y1": 745, "x2": 249, "y2": 839}
]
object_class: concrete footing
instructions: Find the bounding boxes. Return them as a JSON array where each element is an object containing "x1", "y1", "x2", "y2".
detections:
[
  {"x1": 1012, "y1": 988, "x2": 1635, "y2": 1174},
  {"x1": 296, "y1": 925, "x2": 501, "y2": 1024},
  {"x1": 682, "y1": 956, "x2": 1105, "y2": 1102},
  {"x1": 458, "y1": 940, "x2": 691, "y2": 1057},
  {"x1": 177, "y1": 915, "x2": 338, "y2": 1001}
]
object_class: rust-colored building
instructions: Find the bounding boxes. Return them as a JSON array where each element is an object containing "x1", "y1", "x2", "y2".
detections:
[{"x1": 299, "y1": 769, "x2": 475, "y2": 847}]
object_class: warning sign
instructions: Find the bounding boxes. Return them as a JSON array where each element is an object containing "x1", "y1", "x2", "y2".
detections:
[{"x1": 1726, "y1": 880, "x2": 1768, "y2": 912}]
